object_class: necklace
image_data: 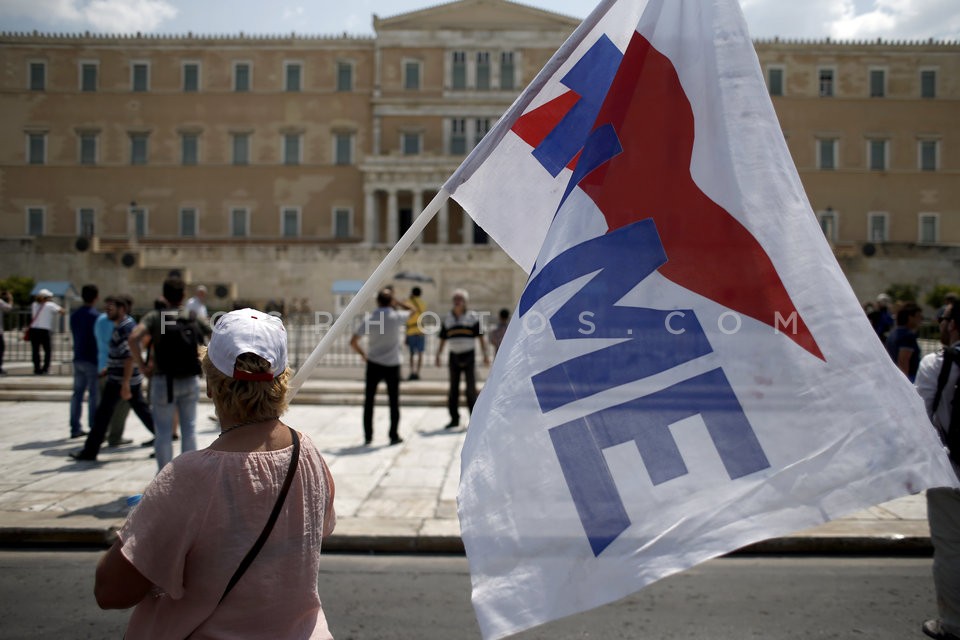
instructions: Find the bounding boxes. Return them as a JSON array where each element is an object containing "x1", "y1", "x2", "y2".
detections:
[{"x1": 218, "y1": 416, "x2": 279, "y2": 438}]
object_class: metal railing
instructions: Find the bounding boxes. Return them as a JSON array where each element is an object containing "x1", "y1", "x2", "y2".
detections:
[{"x1": 0, "y1": 309, "x2": 441, "y2": 370}]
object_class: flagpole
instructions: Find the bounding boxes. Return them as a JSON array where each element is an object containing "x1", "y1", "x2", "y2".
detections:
[{"x1": 287, "y1": 188, "x2": 450, "y2": 401}]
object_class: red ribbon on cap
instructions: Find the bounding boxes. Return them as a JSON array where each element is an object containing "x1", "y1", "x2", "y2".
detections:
[{"x1": 232, "y1": 368, "x2": 275, "y2": 382}]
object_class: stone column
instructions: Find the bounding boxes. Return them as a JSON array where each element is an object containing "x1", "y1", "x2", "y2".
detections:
[
  {"x1": 411, "y1": 188, "x2": 424, "y2": 247},
  {"x1": 437, "y1": 197, "x2": 449, "y2": 245},
  {"x1": 387, "y1": 189, "x2": 399, "y2": 246},
  {"x1": 364, "y1": 188, "x2": 376, "y2": 245},
  {"x1": 462, "y1": 207, "x2": 473, "y2": 246}
]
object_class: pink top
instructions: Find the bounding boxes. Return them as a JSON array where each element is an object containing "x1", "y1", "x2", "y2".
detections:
[{"x1": 118, "y1": 432, "x2": 336, "y2": 639}]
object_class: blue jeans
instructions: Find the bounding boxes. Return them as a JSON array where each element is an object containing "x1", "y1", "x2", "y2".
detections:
[
  {"x1": 70, "y1": 360, "x2": 99, "y2": 435},
  {"x1": 150, "y1": 375, "x2": 199, "y2": 471}
]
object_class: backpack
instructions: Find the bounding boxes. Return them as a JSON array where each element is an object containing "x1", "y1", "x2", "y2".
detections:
[
  {"x1": 930, "y1": 346, "x2": 960, "y2": 471},
  {"x1": 154, "y1": 314, "x2": 203, "y2": 402}
]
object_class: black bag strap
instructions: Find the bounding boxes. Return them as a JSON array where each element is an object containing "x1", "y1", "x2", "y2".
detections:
[
  {"x1": 185, "y1": 427, "x2": 300, "y2": 638},
  {"x1": 219, "y1": 427, "x2": 300, "y2": 602},
  {"x1": 931, "y1": 347, "x2": 956, "y2": 414}
]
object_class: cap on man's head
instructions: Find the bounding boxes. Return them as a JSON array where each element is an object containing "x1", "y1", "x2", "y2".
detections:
[
  {"x1": 37, "y1": 288, "x2": 53, "y2": 298},
  {"x1": 208, "y1": 308, "x2": 287, "y2": 382},
  {"x1": 877, "y1": 293, "x2": 891, "y2": 304},
  {"x1": 196, "y1": 284, "x2": 207, "y2": 293}
]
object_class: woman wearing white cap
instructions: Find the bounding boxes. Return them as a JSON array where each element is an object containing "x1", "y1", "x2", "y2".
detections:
[
  {"x1": 29, "y1": 288, "x2": 63, "y2": 375},
  {"x1": 94, "y1": 308, "x2": 337, "y2": 639}
]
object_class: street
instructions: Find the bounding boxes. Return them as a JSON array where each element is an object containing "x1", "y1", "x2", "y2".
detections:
[{"x1": 0, "y1": 550, "x2": 937, "y2": 639}]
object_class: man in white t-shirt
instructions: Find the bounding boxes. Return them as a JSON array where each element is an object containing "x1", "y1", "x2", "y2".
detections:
[
  {"x1": 184, "y1": 284, "x2": 208, "y2": 320},
  {"x1": 350, "y1": 288, "x2": 412, "y2": 446},
  {"x1": 29, "y1": 288, "x2": 64, "y2": 375}
]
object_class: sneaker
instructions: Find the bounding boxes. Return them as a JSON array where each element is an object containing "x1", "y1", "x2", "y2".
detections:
[
  {"x1": 923, "y1": 620, "x2": 960, "y2": 640},
  {"x1": 389, "y1": 437, "x2": 404, "y2": 446},
  {"x1": 69, "y1": 451, "x2": 97, "y2": 462},
  {"x1": 70, "y1": 431, "x2": 88, "y2": 439},
  {"x1": 107, "y1": 438, "x2": 134, "y2": 447},
  {"x1": 363, "y1": 438, "x2": 372, "y2": 446},
  {"x1": 443, "y1": 422, "x2": 460, "y2": 430},
  {"x1": 141, "y1": 439, "x2": 155, "y2": 447},
  {"x1": 408, "y1": 372, "x2": 419, "y2": 381}
]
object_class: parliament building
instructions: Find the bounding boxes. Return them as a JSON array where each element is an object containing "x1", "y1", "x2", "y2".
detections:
[{"x1": 1, "y1": 0, "x2": 957, "y2": 313}]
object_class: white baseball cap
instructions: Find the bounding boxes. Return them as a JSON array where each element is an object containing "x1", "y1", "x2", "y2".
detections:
[{"x1": 208, "y1": 308, "x2": 287, "y2": 381}]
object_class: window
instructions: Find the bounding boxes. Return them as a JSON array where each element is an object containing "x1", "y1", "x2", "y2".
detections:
[
  {"x1": 404, "y1": 60, "x2": 421, "y2": 90},
  {"x1": 500, "y1": 52, "x2": 515, "y2": 90},
  {"x1": 29, "y1": 62, "x2": 45, "y2": 90},
  {"x1": 334, "y1": 132, "x2": 353, "y2": 165},
  {"x1": 281, "y1": 207, "x2": 300, "y2": 237},
  {"x1": 920, "y1": 69, "x2": 937, "y2": 99},
  {"x1": 132, "y1": 62, "x2": 149, "y2": 92},
  {"x1": 333, "y1": 207, "x2": 352, "y2": 239},
  {"x1": 919, "y1": 214, "x2": 938, "y2": 244},
  {"x1": 818, "y1": 209, "x2": 837, "y2": 242},
  {"x1": 27, "y1": 133, "x2": 46, "y2": 165},
  {"x1": 181, "y1": 133, "x2": 199, "y2": 165},
  {"x1": 80, "y1": 62, "x2": 98, "y2": 91},
  {"x1": 285, "y1": 62, "x2": 302, "y2": 92},
  {"x1": 231, "y1": 208, "x2": 249, "y2": 237},
  {"x1": 130, "y1": 133, "x2": 149, "y2": 165},
  {"x1": 817, "y1": 138, "x2": 837, "y2": 170},
  {"x1": 401, "y1": 132, "x2": 421, "y2": 156},
  {"x1": 450, "y1": 118, "x2": 467, "y2": 155},
  {"x1": 336, "y1": 61, "x2": 353, "y2": 91},
  {"x1": 818, "y1": 68, "x2": 834, "y2": 97},
  {"x1": 474, "y1": 118, "x2": 491, "y2": 147},
  {"x1": 867, "y1": 212, "x2": 888, "y2": 243},
  {"x1": 476, "y1": 52, "x2": 491, "y2": 90},
  {"x1": 234, "y1": 62, "x2": 251, "y2": 92},
  {"x1": 79, "y1": 132, "x2": 97, "y2": 165},
  {"x1": 131, "y1": 206, "x2": 148, "y2": 238},
  {"x1": 78, "y1": 208, "x2": 95, "y2": 237},
  {"x1": 27, "y1": 207, "x2": 44, "y2": 236},
  {"x1": 283, "y1": 134, "x2": 301, "y2": 165},
  {"x1": 232, "y1": 133, "x2": 250, "y2": 165},
  {"x1": 767, "y1": 67, "x2": 784, "y2": 96},
  {"x1": 179, "y1": 208, "x2": 197, "y2": 237},
  {"x1": 183, "y1": 62, "x2": 200, "y2": 92},
  {"x1": 452, "y1": 51, "x2": 467, "y2": 90},
  {"x1": 868, "y1": 139, "x2": 887, "y2": 171},
  {"x1": 919, "y1": 140, "x2": 939, "y2": 171},
  {"x1": 869, "y1": 68, "x2": 886, "y2": 97}
]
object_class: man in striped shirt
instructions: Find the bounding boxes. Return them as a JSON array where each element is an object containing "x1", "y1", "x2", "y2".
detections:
[
  {"x1": 435, "y1": 289, "x2": 489, "y2": 430},
  {"x1": 71, "y1": 295, "x2": 155, "y2": 463}
]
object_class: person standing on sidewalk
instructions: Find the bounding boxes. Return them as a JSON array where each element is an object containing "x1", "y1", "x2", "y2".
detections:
[
  {"x1": 129, "y1": 276, "x2": 210, "y2": 471},
  {"x1": 0, "y1": 288, "x2": 13, "y2": 375},
  {"x1": 69, "y1": 284, "x2": 100, "y2": 439},
  {"x1": 29, "y1": 288, "x2": 63, "y2": 375},
  {"x1": 70, "y1": 295, "x2": 154, "y2": 463},
  {"x1": 350, "y1": 288, "x2": 412, "y2": 446},
  {"x1": 915, "y1": 301, "x2": 960, "y2": 640},
  {"x1": 94, "y1": 308, "x2": 337, "y2": 640},
  {"x1": 405, "y1": 286, "x2": 427, "y2": 380},
  {"x1": 434, "y1": 288, "x2": 489, "y2": 430},
  {"x1": 95, "y1": 306, "x2": 134, "y2": 447}
]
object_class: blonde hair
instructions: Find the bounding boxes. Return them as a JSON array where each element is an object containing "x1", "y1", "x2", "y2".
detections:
[{"x1": 201, "y1": 348, "x2": 290, "y2": 422}]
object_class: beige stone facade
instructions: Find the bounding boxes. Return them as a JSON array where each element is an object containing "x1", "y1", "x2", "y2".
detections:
[{"x1": 0, "y1": 0, "x2": 958, "y2": 314}]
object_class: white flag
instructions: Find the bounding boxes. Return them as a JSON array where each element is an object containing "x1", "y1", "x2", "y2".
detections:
[{"x1": 445, "y1": 0, "x2": 959, "y2": 638}]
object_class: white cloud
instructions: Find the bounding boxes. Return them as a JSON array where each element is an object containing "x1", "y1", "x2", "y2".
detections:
[
  {"x1": 281, "y1": 5, "x2": 305, "y2": 21},
  {"x1": 740, "y1": 0, "x2": 960, "y2": 40},
  {"x1": 0, "y1": 0, "x2": 177, "y2": 33},
  {"x1": 83, "y1": 0, "x2": 178, "y2": 33}
]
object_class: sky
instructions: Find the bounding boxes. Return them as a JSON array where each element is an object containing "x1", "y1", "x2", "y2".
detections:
[{"x1": 0, "y1": 0, "x2": 958, "y2": 41}]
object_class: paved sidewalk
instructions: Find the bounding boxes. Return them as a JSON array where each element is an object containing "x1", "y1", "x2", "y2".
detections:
[{"x1": 0, "y1": 377, "x2": 934, "y2": 554}]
